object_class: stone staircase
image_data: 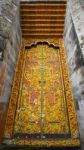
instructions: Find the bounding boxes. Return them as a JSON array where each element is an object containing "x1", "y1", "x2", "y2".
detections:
[{"x1": 20, "y1": 1, "x2": 66, "y2": 39}]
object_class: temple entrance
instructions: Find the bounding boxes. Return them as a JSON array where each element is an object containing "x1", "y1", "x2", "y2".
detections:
[
  {"x1": 3, "y1": 1, "x2": 80, "y2": 149},
  {"x1": 4, "y1": 41, "x2": 80, "y2": 148},
  {"x1": 13, "y1": 43, "x2": 69, "y2": 139}
]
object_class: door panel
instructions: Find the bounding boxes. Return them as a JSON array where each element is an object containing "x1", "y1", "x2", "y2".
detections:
[{"x1": 13, "y1": 44, "x2": 69, "y2": 138}]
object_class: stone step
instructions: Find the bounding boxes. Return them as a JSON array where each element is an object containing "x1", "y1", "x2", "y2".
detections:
[
  {"x1": 22, "y1": 30, "x2": 63, "y2": 34},
  {"x1": 22, "y1": 34, "x2": 62, "y2": 38},
  {"x1": 21, "y1": 28, "x2": 63, "y2": 31},
  {"x1": 20, "y1": 3, "x2": 66, "y2": 10},
  {"x1": 21, "y1": 14, "x2": 65, "y2": 17},
  {"x1": 21, "y1": 24, "x2": 64, "y2": 27},
  {"x1": 21, "y1": 15, "x2": 65, "y2": 20},
  {"x1": 20, "y1": 2, "x2": 66, "y2": 39},
  {"x1": 20, "y1": 20, "x2": 65, "y2": 24},
  {"x1": 20, "y1": 10, "x2": 66, "y2": 15}
]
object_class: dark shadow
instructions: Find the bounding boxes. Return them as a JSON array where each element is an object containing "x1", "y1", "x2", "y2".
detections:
[{"x1": 25, "y1": 41, "x2": 60, "y2": 50}]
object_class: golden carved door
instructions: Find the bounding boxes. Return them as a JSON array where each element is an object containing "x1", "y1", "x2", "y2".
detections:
[{"x1": 13, "y1": 43, "x2": 70, "y2": 139}]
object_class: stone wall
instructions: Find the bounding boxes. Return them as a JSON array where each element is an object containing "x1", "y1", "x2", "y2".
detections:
[
  {"x1": 0, "y1": 0, "x2": 21, "y2": 103},
  {"x1": 0, "y1": 0, "x2": 21, "y2": 139},
  {"x1": 64, "y1": 0, "x2": 84, "y2": 149}
]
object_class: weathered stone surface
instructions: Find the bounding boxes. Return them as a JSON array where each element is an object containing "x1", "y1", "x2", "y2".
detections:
[
  {"x1": 68, "y1": 0, "x2": 84, "y2": 57},
  {"x1": 64, "y1": 1, "x2": 84, "y2": 149},
  {"x1": 0, "y1": 36, "x2": 6, "y2": 51},
  {"x1": 0, "y1": 0, "x2": 21, "y2": 141},
  {"x1": 0, "y1": 0, "x2": 21, "y2": 103}
]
